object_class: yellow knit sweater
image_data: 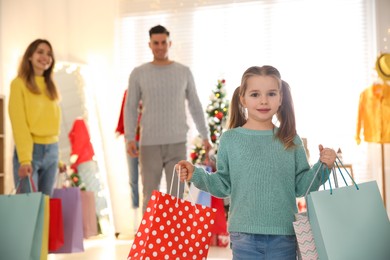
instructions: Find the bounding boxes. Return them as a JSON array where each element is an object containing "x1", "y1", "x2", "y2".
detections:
[{"x1": 8, "y1": 76, "x2": 61, "y2": 164}]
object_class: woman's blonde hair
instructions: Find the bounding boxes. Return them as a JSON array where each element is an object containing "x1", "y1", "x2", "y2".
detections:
[
  {"x1": 18, "y1": 39, "x2": 59, "y2": 100},
  {"x1": 228, "y1": 65, "x2": 297, "y2": 149}
]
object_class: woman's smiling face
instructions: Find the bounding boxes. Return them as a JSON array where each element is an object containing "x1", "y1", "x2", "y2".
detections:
[{"x1": 29, "y1": 42, "x2": 53, "y2": 76}]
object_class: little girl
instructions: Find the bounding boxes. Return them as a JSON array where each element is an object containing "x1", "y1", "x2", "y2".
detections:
[{"x1": 176, "y1": 65, "x2": 336, "y2": 259}]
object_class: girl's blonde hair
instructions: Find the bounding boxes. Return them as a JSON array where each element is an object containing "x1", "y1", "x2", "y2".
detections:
[
  {"x1": 228, "y1": 65, "x2": 297, "y2": 149},
  {"x1": 18, "y1": 39, "x2": 59, "y2": 100}
]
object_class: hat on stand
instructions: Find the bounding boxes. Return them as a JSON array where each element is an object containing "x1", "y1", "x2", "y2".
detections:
[{"x1": 375, "y1": 53, "x2": 390, "y2": 81}]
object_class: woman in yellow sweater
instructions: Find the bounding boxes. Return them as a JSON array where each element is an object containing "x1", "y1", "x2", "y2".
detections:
[{"x1": 9, "y1": 39, "x2": 64, "y2": 195}]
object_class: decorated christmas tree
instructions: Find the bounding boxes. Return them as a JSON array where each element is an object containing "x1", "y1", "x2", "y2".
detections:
[
  {"x1": 190, "y1": 79, "x2": 229, "y2": 165},
  {"x1": 189, "y1": 136, "x2": 207, "y2": 165},
  {"x1": 70, "y1": 171, "x2": 86, "y2": 190}
]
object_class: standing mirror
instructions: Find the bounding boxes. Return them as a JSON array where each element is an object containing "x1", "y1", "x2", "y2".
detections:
[{"x1": 54, "y1": 62, "x2": 112, "y2": 234}]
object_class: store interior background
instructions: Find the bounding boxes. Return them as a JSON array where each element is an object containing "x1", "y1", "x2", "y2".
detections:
[{"x1": 0, "y1": 0, "x2": 390, "y2": 239}]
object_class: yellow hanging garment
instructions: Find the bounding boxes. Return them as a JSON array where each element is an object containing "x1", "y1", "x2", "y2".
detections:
[{"x1": 356, "y1": 53, "x2": 390, "y2": 144}]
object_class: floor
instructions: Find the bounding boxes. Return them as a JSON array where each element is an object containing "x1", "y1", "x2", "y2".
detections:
[{"x1": 47, "y1": 235, "x2": 233, "y2": 260}]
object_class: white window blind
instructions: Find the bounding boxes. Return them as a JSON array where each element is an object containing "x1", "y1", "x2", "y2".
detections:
[{"x1": 118, "y1": 0, "x2": 376, "y2": 181}]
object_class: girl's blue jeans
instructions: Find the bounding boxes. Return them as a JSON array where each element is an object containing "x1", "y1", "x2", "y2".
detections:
[
  {"x1": 230, "y1": 232, "x2": 297, "y2": 260},
  {"x1": 13, "y1": 143, "x2": 59, "y2": 196}
]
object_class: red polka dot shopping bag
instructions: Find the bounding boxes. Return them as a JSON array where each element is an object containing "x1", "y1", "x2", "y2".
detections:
[{"x1": 127, "y1": 190, "x2": 217, "y2": 260}]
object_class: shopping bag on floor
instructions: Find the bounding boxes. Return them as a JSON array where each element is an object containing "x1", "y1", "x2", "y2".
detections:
[
  {"x1": 307, "y1": 166, "x2": 390, "y2": 260},
  {"x1": 49, "y1": 198, "x2": 65, "y2": 251},
  {"x1": 50, "y1": 187, "x2": 84, "y2": 253},
  {"x1": 209, "y1": 196, "x2": 229, "y2": 247},
  {"x1": 189, "y1": 183, "x2": 211, "y2": 207},
  {"x1": 197, "y1": 190, "x2": 211, "y2": 206},
  {"x1": 293, "y1": 212, "x2": 318, "y2": 260},
  {"x1": 0, "y1": 177, "x2": 46, "y2": 260},
  {"x1": 81, "y1": 190, "x2": 98, "y2": 238},
  {"x1": 211, "y1": 196, "x2": 227, "y2": 234},
  {"x1": 127, "y1": 190, "x2": 217, "y2": 260}
]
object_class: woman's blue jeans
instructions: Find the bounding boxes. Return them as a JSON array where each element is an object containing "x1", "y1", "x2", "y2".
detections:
[
  {"x1": 13, "y1": 143, "x2": 59, "y2": 196},
  {"x1": 230, "y1": 232, "x2": 297, "y2": 260}
]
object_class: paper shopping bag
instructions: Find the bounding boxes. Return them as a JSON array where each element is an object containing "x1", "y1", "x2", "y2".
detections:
[
  {"x1": 50, "y1": 187, "x2": 84, "y2": 253},
  {"x1": 209, "y1": 196, "x2": 229, "y2": 247},
  {"x1": 307, "y1": 181, "x2": 390, "y2": 260},
  {"x1": 0, "y1": 192, "x2": 46, "y2": 260},
  {"x1": 189, "y1": 183, "x2": 211, "y2": 207},
  {"x1": 81, "y1": 190, "x2": 98, "y2": 238},
  {"x1": 40, "y1": 195, "x2": 50, "y2": 260},
  {"x1": 293, "y1": 212, "x2": 318, "y2": 260},
  {"x1": 49, "y1": 198, "x2": 65, "y2": 251},
  {"x1": 211, "y1": 196, "x2": 227, "y2": 234},
  {"x1": 197, "y1": 191, "x2": 211, "y2": 207},
  {"x1": 127, "y1": 190, "x2": 217, "y2": 260}
]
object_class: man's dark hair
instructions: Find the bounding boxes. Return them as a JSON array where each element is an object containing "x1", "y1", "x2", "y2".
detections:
[{"x1": 149, "y1": 25, "x2": 170, "y2": 37}]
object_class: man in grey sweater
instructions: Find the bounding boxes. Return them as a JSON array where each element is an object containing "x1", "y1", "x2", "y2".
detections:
[{"x1": 124, "y1": 25, "x2": 211, "y2": 214}]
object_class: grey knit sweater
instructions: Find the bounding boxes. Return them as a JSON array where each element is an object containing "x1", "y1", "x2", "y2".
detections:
[
  {"x1": 191, "y1": 127, "x2": 328, "y2": 235},
  {"x1": 124, "y1": 62, "x2": 209, "y2": 145}
]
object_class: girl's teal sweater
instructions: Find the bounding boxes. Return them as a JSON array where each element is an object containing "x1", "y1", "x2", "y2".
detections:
[{"x1": 191, "y1": 127, "x2": 327, "y2": 235}]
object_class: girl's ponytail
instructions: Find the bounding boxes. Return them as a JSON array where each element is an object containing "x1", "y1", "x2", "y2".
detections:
[
  {"x1": 276, "y1": 80, "x2": 296, "y2": 148},
  {"x1": 228, "y1": 86, "x2": 246, "y2": 129}
]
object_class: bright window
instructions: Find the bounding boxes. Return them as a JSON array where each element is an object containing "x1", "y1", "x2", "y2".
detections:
[{"x1": 118, "y1": 0, "x2": 376, "y2": 181}]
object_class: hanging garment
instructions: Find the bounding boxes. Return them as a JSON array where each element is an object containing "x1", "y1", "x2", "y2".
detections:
[
  {"x1": 115, "y1": 89, "x2": 142, "y2": 141},
  {"x1": 68, "y1": 118, "x2": 95, "y2": 171},
  {"x1": 355, "y1": 83, "x2": 390, "y2": 144}
]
